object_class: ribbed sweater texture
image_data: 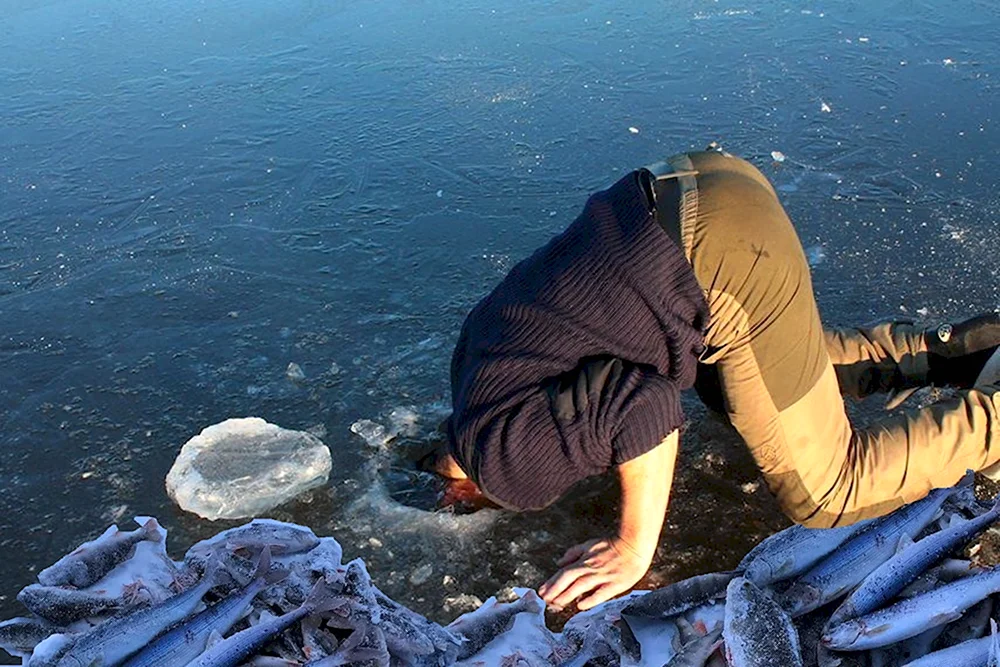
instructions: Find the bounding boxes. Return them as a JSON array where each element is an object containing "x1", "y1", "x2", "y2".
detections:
[{"x1": 448, "y1": 170, "x2": 709, "y2": 511}]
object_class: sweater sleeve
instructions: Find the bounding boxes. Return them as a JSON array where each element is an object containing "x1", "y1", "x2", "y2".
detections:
[{"x1": 459, "y1": 357, "x2": 685, "y2": 511}]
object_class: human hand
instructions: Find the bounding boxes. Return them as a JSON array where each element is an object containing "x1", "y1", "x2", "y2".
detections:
[{"x1": 537, "y1": 536, "x2": 653, "y2": 612}]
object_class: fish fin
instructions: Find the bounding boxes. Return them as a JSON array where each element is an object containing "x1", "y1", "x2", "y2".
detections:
[
  {"x1": 339, "y1": 624, "x2": 369, "y2": 653},
  {"x1": 885, "y1": 386, "x2": 920, "y2": 410},
  {"x1": 516, "y1": 589, "x2": 543, "y2": 615},
  {"x1": 335, "y1": 642, "x2": 385, "y2": 664},
  {"x1": 932, "y1": 609, "x2": 965, "y2": 626},
  {"x1": 251, "y1": 545, "x2": 272, "y2": 581},
  {"x1": 265, "y1": 566, "x2": 290, "y2": 586},
  {"x1": 675, "y1": 617, "x2": 698, "y2": 644},
  {"x1": 135, "y1": 517, "x2": 164, "y2": 543},
  {"x1": 206, "y1": 629, "x2": 225, "y2": 649},
  {"x1": 303, "y1": 578, "x2": 350, "y2": 615}
]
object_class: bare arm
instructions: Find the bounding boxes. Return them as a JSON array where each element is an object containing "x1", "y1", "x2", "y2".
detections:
[
  {"x1": 538, "y1": 429, "x2": 679, "y2": 611},
  {"x1": 617, "y1": 428, "x2": 678, "y2": 563}
]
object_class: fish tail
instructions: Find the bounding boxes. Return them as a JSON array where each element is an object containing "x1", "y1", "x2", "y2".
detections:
[
  {"x1": 251, "y1": 546, "x2": 272, "y2": 580},
  {"x1": 303, "y1": 578, "x2": 350, "y2": 615},
  {"x1": 517, "y1": 590, "x2": 543, "y2": 614},
  {"x1": 251, "y1": 545, "x2": 290, "y2": 586},
  {"x1": 136, "y1": 517, "x2": 164, "y2": 543}
]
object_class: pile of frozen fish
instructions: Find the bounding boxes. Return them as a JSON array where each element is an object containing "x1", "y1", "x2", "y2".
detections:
[{"x1": 4, "y1": 471, "x2": 1000, "y2": 667}]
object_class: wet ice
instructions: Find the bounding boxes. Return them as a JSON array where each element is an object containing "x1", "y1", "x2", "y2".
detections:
[
  {"x1": 165, "y1": 419, "x2": 333, "y2": 521},
  {"x1": 2, "y1": 0, "x2": 999, "y2": 639}
]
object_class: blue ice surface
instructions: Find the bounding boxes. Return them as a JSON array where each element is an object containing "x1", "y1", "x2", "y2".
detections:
[{"x1": 0, "y1": 0, "x2": 997, "y2": 633}]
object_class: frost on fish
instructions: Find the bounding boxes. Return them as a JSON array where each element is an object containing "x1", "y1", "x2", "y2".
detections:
[
  {"x1": 6, "y1": 475, "x2": 996, "y2": 667},
  {"x1": 823, "y1": 566, "x2": 1000, "y2": 651},
  {"x1": 184, "y1": 519, "x2": 322, "y2": 567},
  {"x1": 451, "y1": 591, "x2": 553, "y2": 667},
  {"x1": 724, "y1": 577, "x2": 803, "y2": 667},
  {"x1": 622, "y1": 571, "x2": 735, "y2": 619},
  {"x1": 17, "y1": 584, "x2": 131, "y2": 625},
  {"x1": 780, "y1": 478, "x2": 966, "y2": 618},
  {"x1": 666, "y1": 617, "x2": 723, "y2": 667},
  {"x1": 37, "y1": 518, "x2": 163, "y2": 589},
  {"x1": 448, "y1": 590, "x2": 544, "y2": 660},
  {"x1": 740, "y1": 521, "x2": 867, "y2": 587},
  {"x1": 0, "y1": 617, "x2": 62, "y2": 660}
]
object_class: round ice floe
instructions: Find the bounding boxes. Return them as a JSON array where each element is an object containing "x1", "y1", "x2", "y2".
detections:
[{"x1": 165, "y1": 417, "x2": 332, "y2": 520}]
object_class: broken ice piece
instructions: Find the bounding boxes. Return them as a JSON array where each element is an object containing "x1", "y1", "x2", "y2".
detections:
[
  {"x1": 821, "y1": 101, "x2": 832, "y2": 113},
  {"x1": 350, "y1": 419, "x2": 391, "y2": 448},
  {"x1": 286, "y1": 362, "x2": 306, "y2": 382},
  {"x1": 628, "y1": 126, "x2": 639, "y2": 134},
  {"x1": 166, "y1": 418, "x2": 332, "y2": 520},
  {"x1": 770, "y1": 151, "x2": 786, "y2": 163}
]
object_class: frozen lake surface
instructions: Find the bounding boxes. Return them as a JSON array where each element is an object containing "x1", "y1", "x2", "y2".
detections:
[{"x1": 1, "y1": 0, "x2": 998, "y2": 637}]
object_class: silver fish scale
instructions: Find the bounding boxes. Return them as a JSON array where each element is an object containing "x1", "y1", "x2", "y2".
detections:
[
  {"x1": 450, "y1": 595, "x2": 541, "y2": 661},
  {"x1": 832, "y1": 502, "x2": 1000, "y2": 624},
  {"x1": 622, "y1": 571, "x2": 735, "y2": 619},
  {"x1": 904, "y1": 633, "x2": 998, "y2": 666},
  {"x1": 16, "y1": 585, "x2": 125, "y2": 626},
  {"x1": 724, "y1": 578, "x2": 802, "y2": 667},
  {"x1": 935, "y1": 598, "x2": 993, "y2": 650},
  {"x1": 825, "y1": 566, "x2": 1000, "y2": 650},
  {"x1": 120, "y1": 576, "x2": 269, "y2": 667},
  {"x1": 0, "y1": 617, "x2": 61, "y2": 659},
  {"x1": 781, "y1": 483, "x2": 958, "y2": 617},
  {"x1": 740, "y1": 522, "x2": 865, "y2": 587},
  {"x1": 54, "y1": 568, "x2": 217, "y2": 667}
]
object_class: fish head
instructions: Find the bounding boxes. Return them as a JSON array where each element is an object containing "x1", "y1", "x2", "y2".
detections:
[
  {"x1": 744, "y1": 558, "x2": 777, "y2": 586},
  {"x1": 822, "y1": 620, "x2": 863, "y2": 650}
]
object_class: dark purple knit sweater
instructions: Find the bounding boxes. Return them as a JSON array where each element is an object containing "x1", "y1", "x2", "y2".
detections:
[{"x1": 448, "y1": 170, "x2": 709, "y2": 511}]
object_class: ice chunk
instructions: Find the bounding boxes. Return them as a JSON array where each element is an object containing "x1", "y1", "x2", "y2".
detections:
[
  {"x1": 286, "y1": 362, "x2": 306, "y2": 382},
  {"x1": 770, "y1": 150, "x2": 786, "y2": 163},
  {"x1": 387, "y1": 406, "x2": 421, "y2": 438},
  {"x1": 410, "y1": 563, "x2": 434, "y2": 585},
  {"x1": 350, "y1": 419, "x2": 391, "y2": 448},
  {"x1": 165, "y1": 418, "x2": 332, "y2": 520}
]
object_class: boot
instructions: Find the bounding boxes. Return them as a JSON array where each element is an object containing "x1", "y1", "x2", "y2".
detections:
[{"x1": 925, "y1": 312, "x2": 1000, "y2": 388}]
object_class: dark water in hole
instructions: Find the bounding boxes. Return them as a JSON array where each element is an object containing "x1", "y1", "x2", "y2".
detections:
[{"x1": 1, "y1": 0, "x2": 998, "y2": 643}]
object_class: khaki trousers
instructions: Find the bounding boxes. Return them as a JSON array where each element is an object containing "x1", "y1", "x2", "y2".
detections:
[{"x1": 656, "y1": 150, "x2": 1000, "y2": 528}]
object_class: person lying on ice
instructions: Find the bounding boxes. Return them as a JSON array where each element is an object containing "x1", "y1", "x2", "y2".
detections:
[{"x1": 426, "y1": 146, "x2": 1000, "y2": 612}]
